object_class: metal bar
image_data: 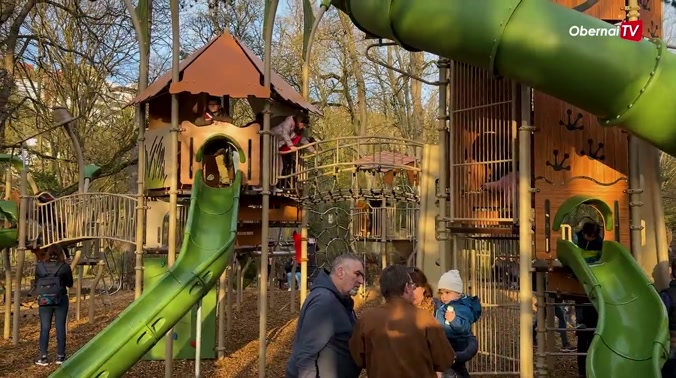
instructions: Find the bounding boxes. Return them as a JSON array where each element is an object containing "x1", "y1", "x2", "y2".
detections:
[
  {"x1": 546, "y1": 326, "x2": 595, "y2": 332},
  {"x1": 517, "y1": 83, "x2": 534, "y2": 378},
  {"x1": 535, "y1": 271, "x2": 546, "y2": 375},
  {"x1": 217, "y1": 268, "x2": 227, "y2": 359},
  {"x1": 648, "y1": 146, "x2": 670, "y2": 288},
  {"x1": 437, "y1": 58, "x2": 449, "y2": 265},
  {"x1": 448, "y1": 62, "x2": 456, "y2": 223},
  {"x1": 3, "y1": 167, "x2": 12, "y2": 340},
  {"x1": 626, "y1": 0, "x2": 643, "y2": 261},
  {"x1": 300, "y1": 4, "x2": 327, "y2": 309},
  {"x1": 165, "y1": 0, "x2": 180, "y2": 375},
  {"x1": 195, "y1": 299, "x2": 202, "y2": 378},
  {"x1": 121, "y1": 0, "x2": 149, "y2": 301},
  {"x1": 259, "y1": 0, "x2": 280, "y2": 375},
  {"x1": 11, "y1": 152, "x2": 27, "y2": 345},
  {"x1": 451, "y1": 99, "x2": 514, "y2": 113},
  {"x1": 452, "y1": 159, "x2": 513, "y2": 167}
]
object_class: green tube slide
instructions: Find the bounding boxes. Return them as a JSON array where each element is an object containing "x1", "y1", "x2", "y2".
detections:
[
  {"x1": 51, "y1": 169, "x2": 241, "y2": 377},
  {"x1": 557, "y1": 239, "x2": 669, "y2": 378},
  {"x1": 332, "y1": 0, "x2": 676, "y2": 157}
]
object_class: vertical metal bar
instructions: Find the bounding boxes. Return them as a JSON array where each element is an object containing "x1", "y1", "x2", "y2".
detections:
[
  {"x1": 260, "y1": 1, "x2": 280, "y2": 375},
  {"x1": 380, "y1": 200, "x2": 387, "y2": 269},
  {"x1": 518, "y1": 83, "x2": 534, "y2": 378},
  {"x1": 535, "y1": 271, "x2": 546, "y2": 375},
  {"x1": 76, "y1": 265, "x2": 83, "y2": 320},
  {"x1": 227, "y1": 261, "x2": 233, "y2": 336},
  {"x1": 290, "y1": 258, "x2": 297, "y2": 313},
  {"x1": 437, "y1": 58, "x2": 449, "y2": 267},
  {"x1": 544, "y1": 293, "x2": 556, "y2": 373},
  {"x1": 448, "y1": 62, "x2": 455, "y2": 222},
  {"x1": 626, "y1": 0, "x2": 643, "y2": 261},
  {"x1": 165, "y1": 0, "x2": 180, "y2": 375},
  {"x1": 3, "y1": 168, "x2": 12, "y2": 340},
  {"x1": 11, "y1": 154, "x2": 27, "y2": 345},
  {"x1": 217, "y1": 268, "x2": 227, "y2": 359},
  {"x1": 649, "y1": 148, "x2": 671, "y2": 287},
  {"x1": 118, "y1": 0, "x2": 148, "y2": 298},
  {"x1": 195, "y1": 299, "x2": 202, "y2": 378}
]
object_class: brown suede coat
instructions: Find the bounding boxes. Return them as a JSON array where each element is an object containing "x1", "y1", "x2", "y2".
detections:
[{"x1": 349, "y1": 297, "x2": 456, "y2": 378}]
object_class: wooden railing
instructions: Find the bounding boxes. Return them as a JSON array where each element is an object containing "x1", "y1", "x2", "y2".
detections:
[{"x1": 26, "y1": 193, "x2": 137, "y2": 248}]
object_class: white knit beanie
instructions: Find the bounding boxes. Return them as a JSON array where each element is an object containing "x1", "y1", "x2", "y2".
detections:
[{"x1": 438, "y1": 269, "x2": 463, "y2": 293}]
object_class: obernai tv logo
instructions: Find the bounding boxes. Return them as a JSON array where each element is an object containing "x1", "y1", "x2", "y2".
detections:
[{"x1": 568, "y1": 20, "x2": 643, "y2": 42}]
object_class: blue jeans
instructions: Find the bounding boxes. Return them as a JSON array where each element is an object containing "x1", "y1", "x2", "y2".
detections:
[
  {"x1": 286, "y1": 272, "x2": 300, "y2": 289},
  {"x1": 39, "y1": 294, "x2": 69, "y2": 356}
]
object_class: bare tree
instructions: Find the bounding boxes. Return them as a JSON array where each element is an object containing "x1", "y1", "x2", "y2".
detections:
[{"x1": 6, "y1": 1, "x2": 139, "y2": 194}]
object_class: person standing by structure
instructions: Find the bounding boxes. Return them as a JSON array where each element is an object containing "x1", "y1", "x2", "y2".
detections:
[
  {"x1": 350, "y1": 264, "x2": 456, "y2": 378},
  {"x1": 285, "y1": 254, "x2": 365, "y2": 378},
  {"x1": 34, "y1": 245, "x2": 74, "y2": 366},
  {"x1": 270, "y1": 113, "x2": 314, "y2": 192}
]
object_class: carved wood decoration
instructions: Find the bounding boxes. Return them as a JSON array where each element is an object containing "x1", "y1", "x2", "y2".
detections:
[
  {"x1": 534, "y1": 0, "x2": 662, "y2": 262},
  {"x1": 640, "y1": 0, "x2": 662, "y2": 40},
  {"x1": 550, "y1": 0, "x2": 625, "y2": 21},
  {"x1": 533, "y1": 92, "x2": 629, "y2": 260},
  {"x1": 179, "y1": 121, "x2": 263, "y2": 187}
]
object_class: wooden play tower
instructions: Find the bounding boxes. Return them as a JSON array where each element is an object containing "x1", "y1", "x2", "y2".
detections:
[{"x1": 127, "y1": 31, "x2": 318, "y2": 360}]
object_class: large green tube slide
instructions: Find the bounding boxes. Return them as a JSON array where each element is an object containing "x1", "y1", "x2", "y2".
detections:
[
  {"x1": 558, "y1": 240, "x2": 669, "y2": 378},
  {"x1": 52, "y1": 170, "x2": 241, "y2": 377},
  {"x1": 332, "y1": 0, "x2": 676, "y2": 156}
]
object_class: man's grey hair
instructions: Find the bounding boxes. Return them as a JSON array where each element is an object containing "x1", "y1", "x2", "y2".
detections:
[{"x1": 330, "y1": 253, "x2": 362, "y2": 274}]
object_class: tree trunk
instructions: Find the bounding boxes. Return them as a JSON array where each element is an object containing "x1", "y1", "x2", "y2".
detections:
[{"x1": 338, "y1": 13, "x2": 368, "y2": 137}]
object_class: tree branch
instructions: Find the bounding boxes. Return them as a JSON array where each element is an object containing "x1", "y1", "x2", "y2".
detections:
[{"x1": 57, "y1": 157, "x2": 138, "y2": 196}]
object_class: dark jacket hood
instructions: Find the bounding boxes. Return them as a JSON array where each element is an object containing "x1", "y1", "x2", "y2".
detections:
[{"x1": 312, "y1": 269, "x2": 354, "y2": 310}]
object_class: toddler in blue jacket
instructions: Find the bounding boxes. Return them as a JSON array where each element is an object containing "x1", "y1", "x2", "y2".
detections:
[{"x1": 435, "y1": 269, "x2": 482, "y2": 378}]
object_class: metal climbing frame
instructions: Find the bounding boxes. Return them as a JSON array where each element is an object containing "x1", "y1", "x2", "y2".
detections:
[
  {"x1": 448, "y1": 62, "x2": 517, "y2": 226},
  {"x1": 280, "y1": 136, "x2": 424, "y2": 203},
  {"x1": 456, "y1": 236, "x2": 521, "y2": 375},
  {"x1": 444, "y1": 62, "x2": 523, "y2": 376},
  {"x1": 25, "y1": 193, "x2": 137, "y2": 248},
  {"x1": 351, "y1": 201, "x2": 418, "y2": 241}
]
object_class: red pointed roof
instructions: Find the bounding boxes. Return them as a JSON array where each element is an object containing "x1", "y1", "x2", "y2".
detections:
[
  {"x1": 353, "y1": 152, "x2": 417, "y2": 172},
  {"x1": 127, "y1": 32, "x2": 320, "y2": 114}
]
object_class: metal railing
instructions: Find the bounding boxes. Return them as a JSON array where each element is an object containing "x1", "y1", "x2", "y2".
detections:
[
  {"x1": 277, "y1": 136, "x2": 424, "y2": 203},
  {"x1": 351, "y1": 205, "x2": 418, "y2": 240}
]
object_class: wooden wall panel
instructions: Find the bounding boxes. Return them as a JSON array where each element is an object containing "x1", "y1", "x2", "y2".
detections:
[
  {"x1": 179, "y1": 121, "x2": 262, "y2": 187},
  {"x1": 534, "y1": 92, "x2": 629, "y2": 259},
  {"x1": 549, "y1": 0, "x2": 625, "y2": 21},
  {"x1": 639, "y1": 0, "x2": 662, "y2": 39},
  {"x1": 450, "y1": 62, "x2": 515, "y2": 227}
]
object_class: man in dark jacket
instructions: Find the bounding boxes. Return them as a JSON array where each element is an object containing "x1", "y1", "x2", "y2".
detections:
[{"x1": 286, "y1": 253, "x2": 365, "y2": 378}]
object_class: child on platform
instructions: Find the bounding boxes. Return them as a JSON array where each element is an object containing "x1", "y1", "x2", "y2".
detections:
[{"x1": 435, "y1": 270, "x2": 482, "y2": 378}]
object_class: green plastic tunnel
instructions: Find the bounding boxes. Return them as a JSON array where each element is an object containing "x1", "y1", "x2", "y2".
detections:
[{"x1": 331, "y1": 0, "x2": 676, "y2": 156}]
